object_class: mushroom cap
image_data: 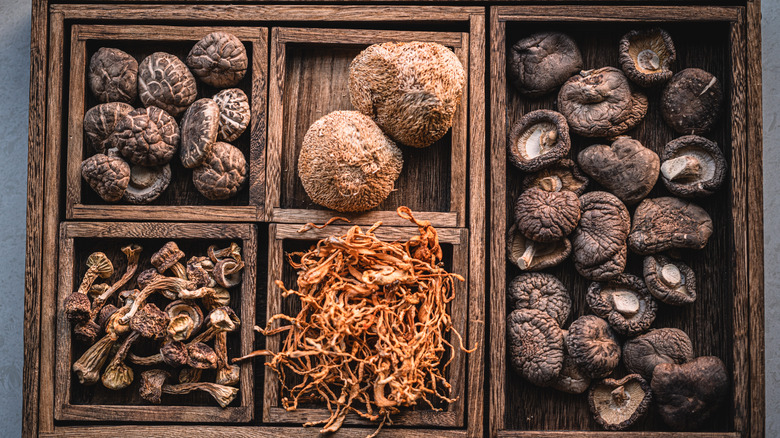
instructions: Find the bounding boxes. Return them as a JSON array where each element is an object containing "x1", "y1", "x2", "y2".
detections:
[
  {"x1": 138, "y1": 52, "x2": 197, "y2": 116},
  {"x1": 577, "y1": 136, "x2": 660, "y2": 206},
  {"x1": 187, "y1": 32, "x2": 248, "y2": 88},
  {"x1": 186, "y1": 256, "x2": 215, "y2": 288},
  {"x1": 514, "y1": 188, "x2": 581, "y2": 243},
  {"x1": 187, "y1": 342, "x2": 219, "y2": 369},
  {"x1": 349, "y1": 41, "x2": 465, "y2": 148},
  {"x1": 160, "y1": 341, "x2": 190, "y2": 367},
  {"x1": 627, "y1": 197, "x2": 713, "y2": 254},
  {"x1": 81, "y1": 152, "x2": 131, "y2": 202},
  {"x1": 208, "y1": 306, "x2": 240, "y2": 332},
  {"x1": 586, "y1": 273, "x2": 658, "y2": 336},
  {"x1": 298, "y1": 111, "x2": 403, "y2": 212},
  {"x1": 558, "y1": 67, "x2": 648, "y2": 138},
  {"x1": 213, "y1": 258, "x2": 243, "y2": 288},
  {"x1": 588, "y1": 374, "x2": 652, "y2": 430},
  {"x1": 102, "y1": 361, "x2": 134, "y2": 391},
  {"x1": 623, "y1": 328, "x2": 694, "y2": 379},
  {"x1": 213, "y1": 88, "x2": 251, "y2": 142},
  {"x1": 130, "y1": 303, "x2": 169, "y2": 339},
  {"x1": 661, "y1": 68, "x2": 722, "y2": 135},
  {"x1": 508, "y1": 110, "x2": 571, "y2": 172},
  {"x1": 508, "y1": 32, "x2": 583, "y2": 97},
  {"x1": 652, "y1": 356, "x2": 729, "y2": 431},
  {"x1": 567, "y1": 315, "x2": 621, "y2": 378},
  {"x1": 86, "y1": 252, "x2": 115, "y2": 278},
  {"x1": 123, "y1": 164, "x2": 171, "y2": 204},
  {"x1": 204, "y1": 287, "x2": 231, "y2": 310},
  {"x1": 139, "y1": 369, "x2": 171, "y2": 404},
  {"x1": 64, "y1": 292, "x2": 92, "y2": 323},
  {"x1": 217, "y1": 364, "x2": 241, "y2": 387},
  {"x1": 88, "y1": 47, "x2": 138, "y2": 103},
  {"x1": 572, "y1": 191, "x2": 630, "y2": 281},
  {"x1": 84, "y1": 102, "x2": 135, "y2": 153},
  {"x1": 551, "y1": 355, "x2": 592, "y2": 394},
  {"x1": 619, "y1": 28, "x2": 676, "y2": 88},
  {"x1": 136, "y1": 268, "x2": 160, "y2": 290},
  {"x1": 507, "y1": 308, "x2": 565, "y2": 386},
  {"x1": 522, "y1": 158, "x2": 589, "y2": 196},
  {"x1": 165, "y1": 300, "x2": 204, "y2": 341},
  {"x1": 192, "y1": 141, "x2": 248, "y2": 201},
  {"x1": 112, "y1": 106, "x2": 180, "y2": 167},
  {"x1": 660, "y1": 135, "x2": 726, "y2": 197},
  {"x1": 97, "y1": 304, "x2": 119, "y2": 329},
  {"x1": 643, "y1": 255, "x2": 697, "y2": 305},
  {"x1": 180, "y1": 98, "x2": 220, "y2": 169},
  {"x1": 151, "y1": 241, "x2": 185, "y2": 273},
  {"x1": 507, "y1": 225, "x2": 571, "y2": 271},
  {"x1": 507, "y1": 273, "x2": 571, "y2": 325}
]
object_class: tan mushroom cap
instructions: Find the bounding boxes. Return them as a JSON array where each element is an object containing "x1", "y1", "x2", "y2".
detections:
[
  {"x1": 180, "y1": 98, "x2": 220, "y2": 169},
  {"x1": 192, "y1": 142, "x2": 248, "y2": 201},
  {"x1": 619, "y1": 28, "x2": 676, "y2": 88},
  {"x1": 507, "y1": 308, "x2": 565, "y2": 387},
  {"x1": 643, "y1": 255, "x2": 697, "y2": 305},
  {"x1": 84, "y1": 102, "x2": 135, "y2": 153},
  {"x1": 514, "y1": 188, "x2": 581, "y2": 243},
  {"x1": 566, "y1": 315, "x2": 621, "y2": 379},
  {"x1": 123, "y1": 164, "x2": 171, "y2": 204},
  {"x1": 623, "y1": 328, "x2": 694, "y2": 379},
  {"x1": 508, "y1": 32, "x2": 583, "y2": 97},
  {"x1": 588, "y1": 374, "x2": 652, "y2": 431},
  {"x1": 86, "y1": 252, "x2": 114, "y2": 279},
  {"x1": 213, "y1": 88, "x2": 251, "y2": 142},
  {"x1": 522, "y1": 158, "x2": 589, "y2": 196},
  {"x1": 187, "y1": 32, "x2": 248, "y2": 88},
  {"x1": 138, "y1": 52, "x2": 197, "y2": 116},
  {"x1": 507, "y1": 225, "x2": 571, "y2": 271},
  {"x1": 586, "y1": 273, "x2": 658, "y2": 336},
  {"x1": 572, "y1": 191, "x2": 630, "y2": 281},
  {"x1": 112, "y1": 106, "x2": 180, "y2": 167},
  {"x1": 129, "y1": 303, "x2": 169, "y2": 340},
  {"x1": 660, "y1": 135, "x2": 726, "y2": 198},
  {"x1": 88, "y1": 47, "x2": 138, "y2": 104},
  {"x1": 81, "y1": 152, "x2": 131, "y2": 202},
  {"x1": 627, "y1": 197, "x2": 713, "y2": 254},
  {"x1": 508, "y1": 110, "x2": 571, "y2": 172}
]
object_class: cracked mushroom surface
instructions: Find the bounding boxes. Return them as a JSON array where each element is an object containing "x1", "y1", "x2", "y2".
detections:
[
  {"x1": 508, "y1": 32, "x2": 583, "y2": 97},
  {"x1": 192, "y1": 142, "x2": 247, "y2": 201},
  {"x1": 586, "y1": 274, "x2": 658, "y2": 336},
  {"x1": 507, "y1": 273, "x2": 571, "y2": 326},
  {"x1": 180, "y1": 98, "x2": 220, "y2": 169},
  {"x1": 523, "y1": 158, "x2": 589, "y2": 196},
  {"x1": 628, "y1": 197, "x2": 713, "y2": 254},
  {"x1": 589, "y1": 374, "x2": 652, "y2": 431},
  {"x1": 643, "y1": 255, "x2": 697, "y2": 305},
  {"x1": 123, "y1": 164, "x2": 171, "y2": 204},
  {"x1": 187, "y1": 32, "x2": 248, "y2": 88},
  {"x1": 213, "y1": 88, "x2": 251, "y2": 142},
  {"x1": 619, "y1": 28, "x2": 676, "y2": 88},
  {"x1": 623, "y1": 328, "x2": 694, "y2": 379},
  {"x1": 507, "y1": 308, "x2": 565, "y2": 387},
  {"x1": 507, "y1": 224, "x2": 571, "y2": 271},
  {"x1": 662, "y1": 68, "x2": 722, "y2": 135},
  {"x1": 508, "y1": 110, "x2": 571, "y2": 172},
  {"x1": 572, "y1": 191, "x2": 630, "y2": 281},
  {"x1": 660, "y1": 135, "x2": 726, "y2": 198},
  {"x1": 88, "y1": 47, "x2": 138, "y2": 104},
  {"x1": 81, "y1": 151, "x2": 131, "y2": 202},
  {"x1": 514, "y1": 188, "x2": 581, "y2": 243},
  {"x1": 83, "y1": 102, "x2": 135, "y2": 153},
  {"x1": 138, "y1": 52, "x2": 198, "y2": 116},
  {"x1": 112, "y1": 106, "x2": 180, "y2": 167},
  {"x1": 557, "y1": 67, "x2": 648, "y2": 138},
  {"x1": 567, "y1": 315, "x2": 621, "y2": 379}
]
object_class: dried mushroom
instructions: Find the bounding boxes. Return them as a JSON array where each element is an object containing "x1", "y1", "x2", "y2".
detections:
[
  {"x1": 619, "y1": 28, "x2": 676, "y2": 88},
  {"x1": 508, "y1": 32, "x2": 583, "y2": 97},
  {"x1": 88, "y1": 47, "x2": 138, "y2": 103},
  {"x1": 572, "y1": 191, "x2": 630, "y2": 281},
  {"x1": 523, "y1": 159, "x2": 589, "y2": 196},
  {"x1": 112, "y1": 106, "x2": 180, "y2": 167},
  {"x1": 589, "y1": 374, "x2": 652, "y2": 430},
  {"x1": 166, "y1": 301, "x2": 203, "y2": 342},
  {"x1": 507, "y1": 224, "x2": 571, "y2": 271},
  {"x1": 623, "y1": 328, "x2": 693, "y2": 379},
  {"x1": 213, "y1": 88, "x2": 250, "y2": 142},
  {"x1": 586, "y1": 274, "x2": 658, "y2": 336},
  {"x1": 151, "y1": 242, "x2": 186, "y2": 277},
  {"x1": 180, "y1": 98, "x2": 220, "y2": 169},
  {"x1": 558, "y1": 67, "x2": 648, "y2": 138},
  {"x1": 123, "y1": 164, "x2": 171, "y2": 204},
  {"x1": 508, "y1": 110, "x2": 571, "y2": 172},
  {"x1": 507, "y1": 273, "x2": 571, "y2": 326},
  {"x1": 514, "y1": 188, "x2": 580, "y2": 243},
  {"x1": 660, "y1": 135, "x2": 726, "y2": 197},
  {"x1": 577, "y1": 136, "x2": 659, "y2": 205},
  {"x1": 567, "y1": 315, "x2": 621, "y2": 379},
  {"x1": 192, "y1": 142, "x2": 247, "y2": 200},
  {"x1": 83, "y1": 102, "x2": 134, "y2": 153},
  {"x1": 139, "y1": 369, "x2": 238, "y2": 408},
  {"x1": 349, "y1": 41, "x2": 465, "y2": 148},
  {"x1": 81, "y1": 151, "x2": 131, "y2": 202},
  {"x1": 662, "y1": 68, "x2": 722, "y2": 135},
  {"x1": 551, "y1": 355, "x2": 591, "y2": 394},
  {"x1": 643, "y1": 255, "x2": 696, "y2": 305},
  {"x1": 187, "y1": 32, "x2": 248, "y2": 88},
  {"x1": 138, "y1": 52, "x2": 197, "y2": 116},
  {"x1": 507, "y1": 308, "x2": 565, "y2": 387},
  {"x1": 627, "y1": 197, "x2": 713, "y2": 254}
]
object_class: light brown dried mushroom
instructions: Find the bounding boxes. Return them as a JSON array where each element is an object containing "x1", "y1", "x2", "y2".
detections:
[
  {"x1": 88, "y1": 47, "x2": 138, "y2": 103},
  {"x1": 187, "y1": 32, "x2": 248, "y2": 88},
  {"x1": 588, "y1": 374, "x2": 652, "y2": 430},
  {"x1": 213, "y1": 88, "x2": 250, "y2": 142},
  {"x1": 507, "y1": 273, "x2": 571, "y2": 326},
  {"x1": 123, "y1": 164, "x2": 171, "y2": 204},
  {"x1": 522, "y1": 159, "x2": 589, "y2": 196},
  {"x1": 180, "y1": 98, "x2": 220, "y2": 169},
  {"x1": 623, "y1": 328, "x2": 693, "y2": 379},
  {"x1": 112, "y1": 106, "x2": 180, "y2": 167},
  {"x1": 662, "y1": 68, "x2": 722, "y2": 135},
  {"x1": 84, "y1": 102, "x2": 135, "y2": 153},
  {"x1": 586, "y1": 274, "x2": 658, "y2": 336},
  {"x1": 660, "y1": 135, "x2": 726, "y2": 198},
  {"x1": 567, "y1": 315, "x2": 621, "y2": 379},
  {"x1": 508, "y1": 32, "x2": 583, "y2": 97},
  {"x1": 507, "y1": 224, "x2": 571, "y2": 271},
  {"x1": 643, "y1": 255, "x2": 696, "y2": 305},
  {"x1": 514, "y1": 188, "x2": 580, "y2": 243},
  {"x1": 619, "y1": 28, "x2": 676, "y2": 88},
  {"x1": 165, "y1": 300, "x2": 203, "y2": 342},
  {"x1": 507, "y1": 308, "x2": 565, "y2": 387},
  {"x1": 81, "y1": 150, "x2": 131, "y2": 202},
  {"x1": 138, "y1": 52, "x2": 198, "y2": 116},
  {"x1": 508, "y1": 110, "x2": 571, "y2": 172},
  {"x1": 192, "y1": 142, "x2": 247, "y2": 200},
  {"x1": 627, "y1": 197, "x2": 713, "y2": 254},
  {"x1": 572, "y1": 192, "x2": 630, "y2": 281}
]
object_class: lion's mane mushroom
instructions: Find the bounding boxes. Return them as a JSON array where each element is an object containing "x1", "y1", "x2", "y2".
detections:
[
  {"x1": 514, "y1": 188, "x2": 580, "y2": 243},
  {"x1": 628, "y1": 197, "x2": 713, "y2": 254},
  {"x1": 298, "y1": 111, "x2": 403, "y2": 212},
  {"x1": 551, "y1": 355, "x2": 591, "y2": 394},
  {"x1": 348, "y1": 41, "x2": 465, "y2": 148},
  {"x1": 623, "y1": 328, "x2": 694, "y2": 379},
  {"x1": 507, "y1": 224, "x2": 571, "y2": 271},
  {"x1": 88, "y1": 47, "x2": 138, "y2": 103},
  {"x1": 619, "y1": 28, "x2": 676, "y2": 88},
  {"x1": 523, "y1": 159, "x2": 589, "y2": 196},
  {"x1": 81, "y1": 151, "x2": 131, "y2": 202},
  {"x1": 192, "y1": 141, "x2": 248, "y2": 201},
  {"x1": 586, "y1": 274, "x2": 658, "y2": 336},
  {"x1": 123, "y1": 164, "x2": 171, "y2": 204},
  {"x1": 507, "y1": 273, "x2": 571, "y2": 326},
  {"x1": 508, "y1": 32, "x2": 583, "y2": 97},
  {"x1": 508, "y1": 110, "x2": 571, "y2": 172},
  {"x1": 507, "y1": 308, "x2": 565, "y2": 387},
  {"x1": 213, "y1": 88, "x2": 250, "y2": 142},
  {"x1": 652, "y1": 356, "x2": 729, "y2": 431},
  {"x1": 643, "y1": 255, "x2": 697, "y2": 305},
  {"x1": 662, "y1": 68, "x2": 722, "y2": 135},
  {"x1": 180, "y1": 98, "x2": 220, "y2": 169},
  {"x1": 572, "y1": 191, "x2": 630, "y2": 281},
  {"x1": 577, "y1": 136, "x2": 660, "y2": 205},
  {"x1": 84, "y1": 102, "x2": 134, "y2": 153},
  {"x1": 660, "y1": 135, "x2": 726, "y2": 197},
  {"x1": 589, "y1": 374, "x2": 652, "y2": 431},
  {"x1": 567, "y1": 315, "x2": 621, "y2": 379},
  {"x1": 187, "y1": 32, "x2": 248, "y2": 88},
  {"x1": 112, "y1": 106, "x2": 180, "y2": 167},
  {"x1": 558, "y1": 67, "x2": 648, "y2": 138},
  {"x1": 138, "y1": 52, "x2": 197, "y2": 116}
]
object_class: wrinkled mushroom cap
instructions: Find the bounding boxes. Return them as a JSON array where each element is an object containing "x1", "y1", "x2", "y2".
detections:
[
  {"x1": 213, "y1": 88, "x2": 251, "y2": 142},
  {"x1": 660, "y1": 135, "x2": 726, "y2": 197},
  {"x1": 628, "y1": 197, "x2": 713, "y2": 254},
  {"x1": 509, "y1": 32, "x2": 583, "y2": 97},
  {"x1": 187, "y1": 342, "x2": 219, "y2": 369},
  {"x1": 123, "y1": 164, "x2": 171, "y2": 204},
  {"x1": 507, "y1": 308, "x2": 565, "y2": 386},
  {"x1": 130, "y1": 303, "x2": 169, "y2": 339},
  {"x1": 88, "y1": 47, "x2": 138, "y2": 103},
  {"x1": 623, "y1": 328, "x2": 693, "y2": 379},
  {"x1": 84, "y1": 102, "x2": 135, "y2": 153},
  {"x1": 662, "y1": 68, "x2": 722, "y2": 135},
  {"x1": 161, "y1": 340, "x2": 190, "y2": 367},
  {"x1": 136, "y1": 268, "x2": 160, "y2": 290},
  {"x1": 187, "y1": 256, "x2": 215, "y2": 288},
  {"x1": 112, "y1": 106, "x2": 180, "y2": 167},
  {"x1": 180, "y1": 98, "x2": 220, "y2": 169},
  {"x1": 507, "y1": 273, "x2": 571, "y2": 325},
  {"x1": 217, "y1": 364, "x2": 241, "y2": 387},
  {"x1": 81, "y1": 152, "x2": 131, "y2": 202},
  {"x1": 514, "y1": 188, "x2": 581, "y2": 243},
  {"x1": 192, "y1": 141, "x2": 248, "y2": 201},
  {"x1": 86, "y1": 252, "x2": 115, "y2": 279},
  {"x1": 522, "y1": 158, "x2": 589, "y2": 196},
  {"x1": 572, "y1": 191, "x2": 630, "y2": 281},
  {"x1": 567, "y1": 315, "x2": 621, "y2": 378},
  {"x1": 586, "y1": 274, "x2": 658, "y2": 336},
  {"x1": 508, "y1": 110, "x2": 571, "y2": 172},
  {"x1": 589, "y1": 374, "x2": 652, "y2": 430},
  {"x1": 643, "y1": 255, "x2": 697, "y2": 305},
  {"x1": 551, "y1": 355, "x2": 592, "y2": 394},
  {"x1": 507, "y1": 225, "x2": 571, "y2": 271},
  {"x1": 187, "y1": 32, "x2": 248, "y2": 88},
  {"x1": 64, "y1": 292, "x2": 92, "y2": 323},
  {"x1": 138, "y1": 52, "x2": 197, "y2": 116},
  {"x1": 151, "y1": 241, "x2": 185, "y2": 273},
  {"x1": 139, "y1": 369, "x2": 171, "y2": 404},
  {"x1": 102, "y1": 361, "x2": 134, "y2": 391},
  {"x1": 619, "y1": 28, "x2": 676, "y2": 88}
]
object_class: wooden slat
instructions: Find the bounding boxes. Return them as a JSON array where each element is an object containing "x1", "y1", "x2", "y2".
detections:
[
  {"x1": 71, "y1": 205, "x2": 259, "y2": 222},
  {"x1": 250, "y1": 29, "x2": 269, "y2": 221},
  {"x1": 452, "y1": 38, "x2": 469, "y2": 228},
  {"x1": 496, "y1": 433, "x2": 742, "y2": 438},
  {"x1": 274, "y1": 223, "x2": 464, "y2": 243},
  {"x1": 262, "y1": 223, "x2": 282, "y2": 423},
  {"x1": 271, "y1": 209, "x2": 460, "y2": 228},
  {"x1": 264, "y1": 407, "x2": 459, "y2": 427},
  {"x1": 75, "y1": 25, "x2": 261, "y2": 40},
  {"x1": 58, "y1": 405, "x2": 252, "y2": 423},
  {"x1": 45, "y1": 425, "x2": 468, "y2": 438},
  {"x1": 495, "y1": 5, "x2": 741, "y2": 22},
  {"x1": 61, "y1": 222, "x2": 254, "y2": 239},
  {"x1": 65, "y1": 25, "x2": 86, "y2": 219},
  {"x1": 265, "y1": 28, "x2": 283, "y2": 220},
  {"x1": 276, "y1": 27, "x2": 464, "y2": 47}
]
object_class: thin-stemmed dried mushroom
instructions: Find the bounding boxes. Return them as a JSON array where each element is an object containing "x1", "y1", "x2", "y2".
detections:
[
  {"x1": 567, "y1": 315, "x2": 621, "y2": 379},
  {"x1": 662, "y1": 68, "x2": 722, "y2": 135},
  {"x1": 619, "y1": 28, "x2": 676, "y2": 88},
  {"x1": 192, "y1": 142, "x2": 248, "y2": 200},
  {"x1": 81, "y1": 150, "x2": 131, "y2": 202},
  {"x1": 508, "y1": 110, "x2": 571, "y2": 172},
  {"x1": 64, "y1": 252, "x2": 114, "y2": 323},
  {"x1": 112, "y1": 106, "x2": 180, "y2": 167},
  {"x1": 523, "y1": 159, "x2": 589, "y2": 196},
  {"x1": 213, "y1": 88, "x2": 250, "y2": 142},
  {"x1": 180, "y1": 98, "x2": 220, "y2": 169},
  {"x1": 508, "y1": 32, "x2": 582, "y2": 97},
  {"x1": 138, "y1": 52, "x2": 197, "y2": 116},
  {"x1": 660, "y1": 135, "x2": 726, "y2": 197},
  {"x1": 623, "y1": 328, "x2": 693, "y2": 379},
  {"x1": 73, "y1": 311, "x2": 130, "y2": 385},
  {"x1": 84, "y1": 102, "x2": 134, "y2": 153},
  {"x1": 123, "y1": 164, "x2": 171, "y2": 204},
  {"x1": 507, "y1": 273, "x2": 571, "y2": 326},
  {"x1": 514, "y1": 188, "x2": 580, "y2": 243},
  {"x1": 572, "y1": 191, "x2": 630, "y2": 281},
  {"x1": 165, "y1": 301, "x2": 204, "y2": 342},
  {"x1": 507, "y1": 224, "x2": 571, "y2": 271},
  {"x1": 551, "y1": 355, "x2": 591, "y2": 394},
  {"x1": 589, "y1": 374, "x2": 652, "y2": 430},
  {"x1": 627, "y1": 197, "x2": 713, "y2": 254},
  {"x1": 151, "y1": 241, "x2": 187, "y2": 278},
  {"x1": 586, "y1": 274, "x2": 658, "y2": 336},
  {"x1": 88, "y1": 47, "x2": 138, "y2": 103},
  {"x1": 507, "y1": 308, "x2": 565, "y2": 387},
  {"x1": 139, "y1": 369, "x2": 238, "y2": 408},
  {"x1": 187, "y1": 32, "x2": 248, "y2": 88},
  {"x1": 643, "y1": 255, "x2": 696, "y2": 305}
]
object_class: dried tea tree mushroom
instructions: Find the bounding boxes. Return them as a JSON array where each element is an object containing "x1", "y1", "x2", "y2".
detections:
[
  {"x1": 586, "y1": 274, "x2": 658, "y2": 336},
  {"x1": 213, "y1": 257, "x2": 244, "y2": 288},
  {"x1": 187, "y1": 32, "x2": 248, "y2": 88},
  {"x1": 652, "y1": 356, "x2": 729, "y2": 431},
  {"x1": 558, "y1": 67, "x2": 648, "y2": 138},
  {"x1": 567, "y1": 315, "x2": 621, "y2": 379},
  {"x1": 662, "y1": 68, "x2": 722, "y2": 135},
  {"x1": 508, "y1": 32, "x2": 583, "y2": 97},
  {"x1": 643, "y1": 255, "x2": 696, "y2": 305},
  {"x1": 213, "y1": 88, "x2": 250, "y2": 142},
  {"x1": 507, "y1": 224, "x2": 571, "y2": 271},
  {"x1": 64, "y1": 252, "x2": 114, "y2": 323},
  {"x1": 514, "y1": 188, "x2": 580, "y2": 243},
  {"x1": 180, "y1": 98, "x2": 220, "y2": 169},
  {"x1": 628, "y1": 197, "x2": 713, "y2": 254},
  {"x1": 349, "y1": 41, "x2": 465, "y2": 148},
  {"x1": 192, "y1": 141, "x2": 247, "y2": 200},
  {"x1": 508, "y1": 110, "x2": 571, "y2": 172},
  {"x1": 81, "y1": 151, "x2": 131, "y2": 202},
  {"x1": 507, "y1": 273, "x2": 571, "y2": 325},
  {"x1": 140, "y1": 369, "x2": 239, "y2": 408},
  {"x1": 165, "y1": 301, "x2": 204, "y2": 342},
  {"x1": 123, "y1": 164, "x2": 171, "y2": 204},
  {"x1": 138, "y1": 52, "x2": 197, "y2": 116},
  {"x1": 619, "y1": 28, "x2": 676, "y2": 88},
  {"x1": 589, "y1": 374, "x2": 652, "y2": 431},
  {"x1": 551, "y1": 355, "x2": 591, "y2": 394},
  {"x1": 523, "y1": 159, "x2": 589, "y2": 196},
  {"x1": 577, "y1": 136, "x2": 660, "y2": 205},
  {"x1": 151, "y1": 241, "x2": 187, "y2": 278},
  {"x1": 83, "y1": 102, "x2": 134, "y2": 153},
  {"x1": 73, "y1": 311, "x2": 130, "y2": 385},
  {"x1": 112, "y1": 106, "x2": 180, "y2": 167},
  {"x1": 572, "y1": 192, "x2": 630, "y2": 281},
  {"x1": 660, "y1": 135, "x2": 726, "y2": 197},
  {"x1": 623, "y1": 328, "x2": 693, "y2": 379},
  {"x1": 507, "y1": 308, "x2": 565, "y2": 387},
  {"x1": 88, "y1": 47, "x2": 138, "y2": 103},
  {"x1": 298, "y1": 111, "x2": 403, "y2": 212}
]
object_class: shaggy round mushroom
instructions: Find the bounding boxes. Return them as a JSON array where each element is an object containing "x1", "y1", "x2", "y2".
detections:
[
  {"x1": 507, "y1": 308, "x2": 565, "y2": 387},
  {"x1": 213, "y1": 88, "x2": 250, "y2": 142},
  {"x1": 507, "y1": 224, "x2": 571, "y2": 271},
  {"x1": 577, "y1": 136, "x2": 659, "y2": 205},
  {"x1": 508, "y1": 32, "x2": 583, "y2": 97},
  {"x1": 586, "y1": 274, "x2": 658, "y2": 336},
  {"x1": 589, "y1": 374, "x2": 652, "y2": 430},
  {"x1": 643, "y1": 255, "x2": 697, "y2": 305},
  {"x1": 567, "y1": 315, "x2": 621, "y2": 379},
  {"x1": 619, "y1": 28, "x2": 676, "y2": 88},
  {"x1": 508, "y1": 110, "x2": 571, "y2": 172},
  {"x1": 81, "y1": 151, "x2": 131, "y2": 202},
  {"x1": 84, "y1": 102, "x2": 134, "y2": 153},
  {"x1": 662, "y1": 68, "x2": 722, "y2": 135},
  {"x1": 192, "y1": 142, "x2": 247, "y2": 200},
  {"x1": 627, "y1": 197, "x2": 713, "y2": 254},
  {"x1": 623, "y1": 328, "x2": 694, "y2": 379},
  {"x1": 660, "y1": 135, "x2": 726, "y2": 197},
  {"x1": 558, "y1": 67, "x2": 648, "y2": 138},
  {"x1": 572, "y1": 191, "x2": 630, "y2": 281},
  {"x1": 514, "y1": 188, "x2": 580, "y2": 243},
  {"x1": 112, "y1": 106, "x2": 180, "y2": 167},
  {"x1": 523, "y1": 159, "x2": 589, "y2": 196},
  {"x1": 180, "y1": 98, "x2": 220, "y2": 169},
  {"x1": 551, "y1": 355, "x2": 591, "y2": 394},
  {"x1": 349, "y1": 41, "x2": 465, "y2": 148},
  {"x1": 88, "y1": 47, "x2": 138, "y2": 103},
  {"x1": 187, "y1": 32, "x2": 248, "y2": 88},
  {"x1": 507, "y1": 273, "x2": 571, "y2": 326},
  {"x1": 298, "y1": 111, "x2": 403, "y2": 212},
  {"x1": 123, "y1": 164, "x2": 171, "y2": 204},
  {"x1": 138, "y1": 52, "x2": 197, "y2": 116}
]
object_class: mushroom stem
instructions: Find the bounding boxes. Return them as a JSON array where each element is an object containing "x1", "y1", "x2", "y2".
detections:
[
  {"x1": 90, "y1": 244, "x2": 142, "y2": 321},
  {"x1": 119, "y1": 277, "x2": 196, "y2": 324},
  {"x1": 661, "y1": 155, "x2": 703, "y2": 182},
  {"x1": 637, "y1": 49, "x2": 661, "y2": 70},
  {"x1": 72, "y1": 332, "x2": 118, "y2": 385},
  {"x1": 611, "y1": 385, "x2": 629, "y2": 405},
  {"x1": 660, "y1": 264, "x2": 683, "y2": 287},
  {"x1": 518, "y1": 241, "x2": 537, "y2": 270},
  {"x1": 162, "y1": 382, "x2": 239, "y2": 408}
]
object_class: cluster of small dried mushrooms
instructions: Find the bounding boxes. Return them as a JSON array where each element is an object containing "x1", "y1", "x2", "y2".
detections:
[
  {"x1": 82, "y1": 32, "x2": 250, "y2": 204},
  {"x1": 506, "y1": 29, "x2": 728, "y2": 431}
]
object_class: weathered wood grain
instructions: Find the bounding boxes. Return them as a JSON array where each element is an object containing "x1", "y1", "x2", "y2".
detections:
[
  {"x1": 44, "y1": 426, "x2": 468, "y2": 438},
  {"x1": 496, "y1": 6, "x2": 741, "y2": 22},
  {"x1": 497, "y1": 433, "x2": 742, "y2": 438}
]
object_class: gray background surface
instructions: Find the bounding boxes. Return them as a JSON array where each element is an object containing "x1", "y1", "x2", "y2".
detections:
[{"x1": 0, "y1": 0, "x2": 775, "y2": 435}]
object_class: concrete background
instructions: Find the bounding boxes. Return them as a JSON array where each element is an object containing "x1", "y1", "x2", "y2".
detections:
[{"x1": 0, "y1": 0, "x2": 775, "y2": 435}]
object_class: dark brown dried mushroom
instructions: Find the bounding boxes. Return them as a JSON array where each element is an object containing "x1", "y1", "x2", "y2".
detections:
[
  {"x1": 660, "y1": 135, "x2": 726, "y2": 197},
  {"x1": 507, "y1": 308, "x2": 565, "y2": 387},
  {"x1": 508, "y1": 110, "x2": 571, "y2": 172},
  {"x1": 619, "y1": 28, "x2": 676, "y2": 88},
  {"x1": 586, "y1": 274, "x2": 658, "y2": 336},
  {"x1": 522, "y1": 158, "x2": 589, "y2": 196},
  {"x1": 662, "y1": 68, "x2": 722, "y2": 135},
  {"x1": 187, "y1": 32, "x2": 248, "y2": 88},
  {"x1": 577, "y1": 136, "x2": 660, "y2": 205},
  {"x1": 623, "y1": 328, "x2": 693, "y2": 379},
  {"x1": 643, "y1": 255, "x2": 696, "y2": 305},
  {"x1": 84, "y1": 102, "x2": 134, "y2": 153},
  {"x1": 508, "y1": 32, "x2": 583, "y2": 97},
  {"x1": 112, "y1": 106, "x2": 179, "y2": 167},
  {"x1": 192, "y1": 142, "x2": 248, "y2": 201},
  {"x1": 213, "y1": 88, "x2": 250, "y2": 142},
  {"x1": 187, "y1": 342, "x2": 219, "y2": 369},
  {"x1": 187, "y1": 256, "x2": 215, "y2": 288},
  {"x1": 589, "y1": 374, "x2": 652, "y2": 431},
  {"x1": 151, "y1": 241, "x2": 186, "y2": 277},
  {"x1": 88, "y1": 47, "x2": 138, "y2": 103},
  {"x1": 514, "y1": 188, "x2": 580, "y2": 243},
  {"x1": 180, "y1": 98, "x2": 220, "y2": 169},
  {"x1": 123, "y1": 164, "x2": 171, "y2": 204},
  {"x1": 81, "y1": 151, "x2": 131, "y2": 202},
  {"x1": 627, "y1": 197, "x2": 713, "y2": 254},
  {"x1": 138, "y1": 52, "x2": 197, "y2": 116},
  {"x1": 572, "y1": 191, "x2": 630, "y2": 281},
  {"x1": 507, "y1": 273, "x2": 571, "y2": 326},
  {"x1": 567, "y1": 315, "x2": 621, "y2": 378},
  {"x1": 139, "y1": 369, "x2": 171, "y2": 404},
  {"x1": 507, "y1": 225, "x2": 571, "y2": 271},
  {"x1": 551, "y1": 355, "x2": 591, "y2": 394},
  {"x1": 213, "y1": 257, "x2": 243, "y2": 288}
]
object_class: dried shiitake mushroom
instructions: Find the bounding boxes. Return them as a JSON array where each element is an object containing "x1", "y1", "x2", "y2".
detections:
[
  {"x1": 662, "y1": 68, "x2": 722, "y2": 135},
  {"x1": 81, "y1": 150, "x2": 131, "y2": 202},
  {"x1": 623, "y1": 328, "x2": 693, "y2": 379},
  {"x1": 507, "y1": 224, "x2": 571, "y2": 271},
  {"x1": 660, "y1": 135, "x2": 726, "y2": 197},
  {"x1": 572, "y1": 191, "x2": 630, "y2": 281},
  {"x1": 507, "y1": 273, "x2": 571, "y2": 326},
  {"x1": 586, "y1": 274, "x2": 658, "y2": 336},
  {"x1": 643, "y1": 255, "x2": 696, "y2": 305},
  {"x1": 112, "y1": 106, "x2": 180, "y2": 167},
  {"x1": 508, "y1": 32, "x2": 583, "y2": 97},
  {"x1": 180, "y1": 98, "x2": 220, "y2": 169},
  {"x1": 187, "y1": 32, "x2": 248, "y2": 88},
  {"x1": 551, "y1": 355, "x2": 591, "y2": 394},
  {"x1": 213, "y1": 88, "x2": 250, "y2": 142},
  {"x1": 567, "y1": 315, "x2": 621, "y2": 379},
  {"x1": 192, "y1": 142, "x2": 247, "y2": 201},
  {"x1": 124, "y1": 164, "x2": 171, "y2": 204},
  {"x1": 349, "y1": 41, "x2": 465, "y2": 148},
  {"x1": 138, "y1": 52, "x2": 198, "y2": 116},
  {"x1": 523, "y1": 159, "x2": 589, "y2": 196},
  {"x1": 88, "y1": 47, "x2": 138, "y2": 103},
  {"x1": 589, "y1": 374, "x2": 652, "y2": 430},
  {"x1": 507, "y1": 308, "x2": 565, "y2": 387},
  {"x1": 508, "y1": 110, "x2": 571, "y2": 172},
  {"x1": 84, "y1": 102, "x2": 134, "y2": 153},
  {"x1": 627, "y1": 197, "x2": 713, "y2": 255},
  {"x1": 298, "y1": 111, "x2": 403, "y2": 212},
  {"x1": 619, "y1": 28, "x2": 676, "y2": 88},
  {"x1": 514, "y1": 188, "x2": 580, "y2": 243}
]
